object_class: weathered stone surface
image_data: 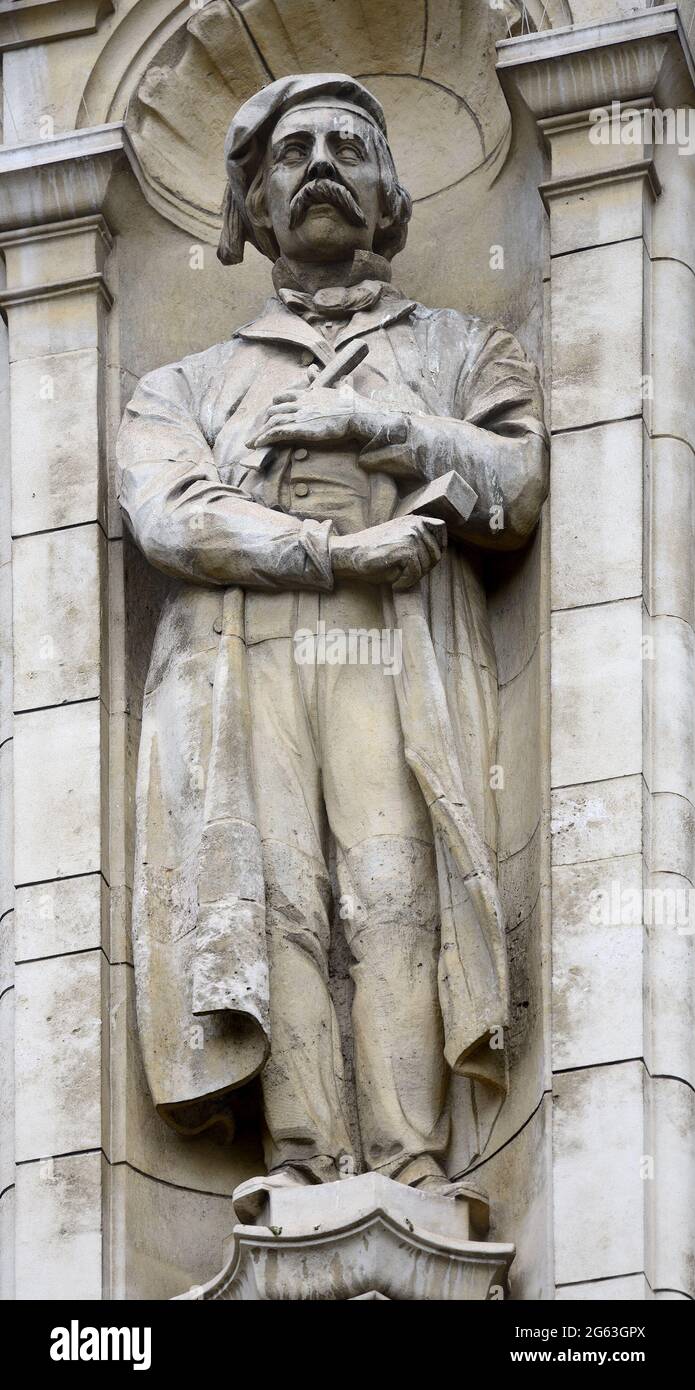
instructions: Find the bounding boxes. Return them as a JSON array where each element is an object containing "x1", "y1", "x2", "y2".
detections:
[
  {"x1": 15, "y1": 1151, "x2": 104, "y2": 1300},
  {"x1": 551, "y1": 599, "x2": 642, "y2": 787},
  {"x1": 14, "y1": 949, "x2": 105, "y2": 1162},
  {"x1": 453, "y1": 1099, "x2": 554, "y2": 1302},
  {"x1": 13, "y1": 524, "x2": 103, "y2": 709},
  {"x1": 551, "y1": 776, "x2": 642, "y2": 867},
  {"x1": 14, "y1": 873, "x2": 107, "y2": 962},
  {"x1": 10, "y1": 350, "x2": 104, "y2": 534},
  {"x1": 178, "y1": 1173, "x2": 514, "y2": 1302},
  {"x1": 4, "y1": 0, "x2": 695, "y2": 1310},
  {"x1": 551, "y1": 418, "x2": 642, "y2": 609},
  {"x1": 14, "y1": 701, "x2": 104, "y2": 884},
  {"x1": 550, "y1": 239, "x2": 644, "y2": 431},
  {"x1": 552, "y1": 855, "x2": 643, "y2": 1070},
  {"x1": 116, "y1": 72, "x2": 547, "y2": 1229},
  {"x1": 553, "y1": 1062, "x2": 645, "y2": 1286}
]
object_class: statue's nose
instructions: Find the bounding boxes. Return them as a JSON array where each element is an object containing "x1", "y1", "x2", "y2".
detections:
[{"x1": 304, "y1": 158, "x2": 339, "y2": 184}]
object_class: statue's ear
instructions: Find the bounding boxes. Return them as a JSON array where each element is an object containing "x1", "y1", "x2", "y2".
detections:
[{"x1": 217, "y1": 182, "x2": 245, "y2": 265}]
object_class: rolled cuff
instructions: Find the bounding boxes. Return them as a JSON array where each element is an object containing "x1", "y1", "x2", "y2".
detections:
[
  {"x1": 300, "y1": 518, "x2": 335, "y2": 589},
  {"x1": 358, "y1": 412, "x2": 423, "y2": 480}
]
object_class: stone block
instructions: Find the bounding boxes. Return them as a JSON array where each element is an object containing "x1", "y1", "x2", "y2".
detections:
[
  {"x1": 547, "y1": 173, "x2": 653, "y2": 257},
  {"x1": 467, "y1": 1098, "x2": 553, "y2": 1301},
  {"x1": 650, "y1": 259, "x2": 695, "y2": 453},
  {"x1": 0, "y1": 987, "x2": 14, "y2": 1196},
  {"x1": 111, "y1": 1164, "x2": 240, "y2": 1302},
  {"x1": 551, "y1": 775, "x2": 642, "y2": 866},
  {"x1": 551, "y1": 418, "x2": 642, "y2": 610},
  {"x1": 647, "y1": 1077, "x2": 695, "y2": 1299},
  {"x1": 14, "y1": 949, "x2": 105, "y2": 1162},
  {"x1": 10, "y1": 350, "x2": 104, "y2": 534},
  {"x1": 15, "y1": 872, "x2": 106, "y2": 962},
  {"x1": 645, "y1": 434, "x2": 695, "y2": 629},
  {"x1": 552, "y1": 855, "x2": 643, "y2": 1070},
  {"x1": 6, "y1": 288, "x2": 103, "y2": 362},
  {"x1": 553, "y1": 1062, "x2": 645, "y2": 1285},
  {"x1": 551, "y1": 239, "x2": 644, "y2": 431},
  {"x1": 497, "y1": 641, "x2": 542, "y2": 857},
  {"x1": 13, "y1": 524, "x2": 104, "y2": 710},
  {"x1": 14, "y1": 700, "x2": 104, "y2": 884},
  {"x1": 643, "y1": 613, "x2": 695, "y2": 804},
  {"x1": 0, "y1": 1188, "x2": 14, "y2": 1301},
  {"x1": 14, "y1": 1151, "x2": 103, "y2": 1300},
  {"x1": 0, "y1": 740, "x2": 12, "y2": 920},
  {"x1": 551, "y1": 599, "x2": 642, "y2": 787},
  {"x1": 645, "y1": 790, "x2": 695, "y2": 883},
  {"x1": 644, "y1": 876, "x2": 695, "y2": 1090}
]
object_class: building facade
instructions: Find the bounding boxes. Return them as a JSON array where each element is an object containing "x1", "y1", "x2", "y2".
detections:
[{"x1": 0, "y1": 0, "x2": 693, "y2": 1300}]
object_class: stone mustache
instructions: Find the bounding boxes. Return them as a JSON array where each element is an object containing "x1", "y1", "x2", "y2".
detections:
[{"x1": 116, "y1": 73, "x2": 548, "y2": 1216}]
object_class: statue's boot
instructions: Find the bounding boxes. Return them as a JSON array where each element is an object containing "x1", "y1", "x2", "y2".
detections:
[
  {"x1": 411, "y1": 1174, "x2": 490, "y2": 1237},
  {"x1": 232, "y1": 1161, "x2": 336, "y2": 1225}
]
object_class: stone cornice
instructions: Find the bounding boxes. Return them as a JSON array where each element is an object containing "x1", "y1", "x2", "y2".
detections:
[
  {"x1": 0, "y1": 123, "x2": 142, "y2": 233},
  {"x1": 539, "y1": 157, "x2": 663, "y2": 213},
  {"x1": 0, "y1": 119, "x2": 221, "y2": 243},
  {"x1": 0, "y1": 211, "x2": 113, "y2": 252},
  {"x1": 0, "y1": 272, "x2": 113, "y2": 310},
  {"x1": 0, "y1": 0, "x2": 114, "y2": 53},
  {"x1": 497, "y1": 5, "x2": 695, "y2": 118}
]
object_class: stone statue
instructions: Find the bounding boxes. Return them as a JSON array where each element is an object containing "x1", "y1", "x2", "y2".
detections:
[{"x1": 116, "y1": 73, "x2": 548, "y2": 1221}]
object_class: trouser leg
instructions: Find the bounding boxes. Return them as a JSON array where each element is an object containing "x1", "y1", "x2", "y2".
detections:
[
  {"x1": 337, "y1": 836, "x2": 449, "y2": 1176},
  {"x1": 319, "y1": 593, "x2": 449, "y2": 1178},
  {"x1": 246, "y1": 635, "x2": 352, "y2": 1176}
]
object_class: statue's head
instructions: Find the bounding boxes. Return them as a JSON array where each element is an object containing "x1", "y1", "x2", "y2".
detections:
[{"x1": 218, "y1": 74, "x2": 412, "y2": 267}]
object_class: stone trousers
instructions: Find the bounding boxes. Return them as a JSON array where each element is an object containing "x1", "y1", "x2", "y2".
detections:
[{"x1": 246, "y1": 586, "x2": 450, "y2": 1179}]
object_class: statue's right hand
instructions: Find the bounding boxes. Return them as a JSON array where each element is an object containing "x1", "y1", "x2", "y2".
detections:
[{"x1": 330, "y1": 515, "x2": 447, "y2": 591}]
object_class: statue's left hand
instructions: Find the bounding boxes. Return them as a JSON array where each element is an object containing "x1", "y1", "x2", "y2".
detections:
[{"x1": 246, "y1": 385, "x2": 387, "y2": 450}]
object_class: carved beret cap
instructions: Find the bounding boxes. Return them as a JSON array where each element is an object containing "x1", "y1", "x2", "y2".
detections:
[{"x1": 217, "y1": 73, "x2": 388, "y2": 265}]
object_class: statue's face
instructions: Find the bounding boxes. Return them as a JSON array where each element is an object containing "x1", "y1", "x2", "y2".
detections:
[{"x1": 262, "y1": 105, "x2": 387, "y2": 262}]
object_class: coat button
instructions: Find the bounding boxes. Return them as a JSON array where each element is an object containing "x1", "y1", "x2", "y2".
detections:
[
  {"x1": 213, "y1": 618, "x2": 222, "y2": 634},
  {"x1": 300, "y1": 351, "x2": 314, "y2": 366},
  {"x1": 293, "y1": 447, "x2": 309, "y2": 461},
  {"x1": 294, "y1": 482, "x2": 309, "y2": 498}
]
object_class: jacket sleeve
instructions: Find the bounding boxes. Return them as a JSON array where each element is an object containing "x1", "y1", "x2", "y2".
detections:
[
  {"x1": 116, "y1": 355, "x2": 334, "y2": 590},
  {"x1": 361, "y1": 320, "x2": 549, "y2": 551}
]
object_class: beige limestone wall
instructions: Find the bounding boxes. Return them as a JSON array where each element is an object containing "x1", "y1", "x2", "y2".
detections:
[
  {"x1": 4, "y1": 0, "x2": 692, "y2": 1303},
  {"x1": 0, "y1": 299, "x2": 14, "y2": 1301},
  {"x1": 499, "y1": 5, "x2": 695, "y2": 1300}
]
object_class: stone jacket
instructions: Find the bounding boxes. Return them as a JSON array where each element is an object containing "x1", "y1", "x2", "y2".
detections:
[{"x1": 116, "y1": 285, "x2": 548, "y2": 1147}]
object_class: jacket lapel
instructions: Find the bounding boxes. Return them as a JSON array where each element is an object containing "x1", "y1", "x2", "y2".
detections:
[
  {"x1": 236, "y1": 301, "x2": 332, "y2": 364},
  {"x1": 236, "y1": 292, "x2": 417, "y2": 363}
]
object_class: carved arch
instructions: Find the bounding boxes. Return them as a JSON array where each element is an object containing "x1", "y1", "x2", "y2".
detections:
[{"x1": 79, "y1": 0, "x2": 571, "y2": 243}]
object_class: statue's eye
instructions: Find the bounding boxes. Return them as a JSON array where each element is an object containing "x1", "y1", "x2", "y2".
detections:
[
  {"x1": 336, "y1": 142, "x2": 362, "y2": 162},
  {"x1": 281, "y1": 142, "x2": 308, "y2": 163}
]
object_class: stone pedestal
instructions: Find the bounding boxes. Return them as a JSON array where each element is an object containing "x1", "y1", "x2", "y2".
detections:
[{"x1": 176, "y1": 1174, "x2": 515, "y2": 1302}]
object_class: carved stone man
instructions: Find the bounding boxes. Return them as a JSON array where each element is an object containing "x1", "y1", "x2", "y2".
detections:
[{"x1": 117, "y1": 74, "x2": 547, "y2": 1219}]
